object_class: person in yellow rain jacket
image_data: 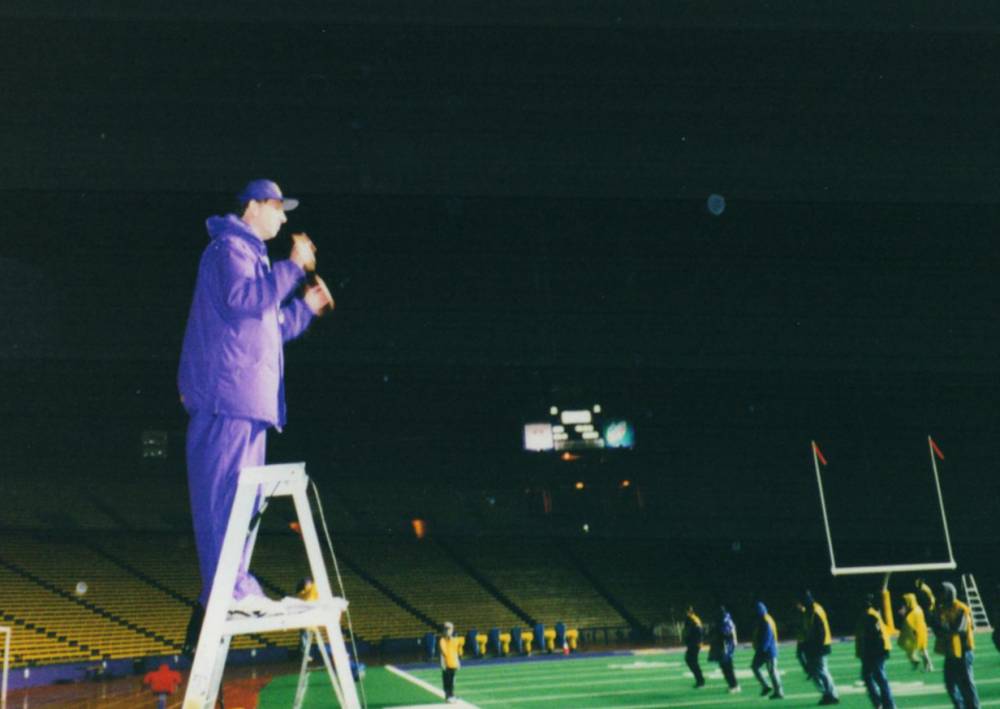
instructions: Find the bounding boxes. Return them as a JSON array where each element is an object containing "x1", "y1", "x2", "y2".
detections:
[
  {"x1": 682, "y1": 606, "x2": 706, "y2": 688},
  {"x1": 898, "y1": 592, "x2": 933, "y2": 672},
  {"x1": 439, "y1": 621, "x2": 462, "y2": 704},
  {"x1": 916, "y1": 578, "x2": 936, "y2": 617},
  {"x1": 934, "y1": 582, "x2": 979, "y2": 709},
  {"x1": 856, "y1": 594, "x2": 895, "y2": 709},
  {"x1": 800, "y1": 590, "x2": 839, "y2": 705}
]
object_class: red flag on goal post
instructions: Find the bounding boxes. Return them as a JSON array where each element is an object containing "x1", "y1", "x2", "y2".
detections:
[
  {"x1": 810, "y1": 440, "x2": 837, "y2": 573},
  {"x1": 929, "y1": 436, "x2": 945, "y2": 461}
]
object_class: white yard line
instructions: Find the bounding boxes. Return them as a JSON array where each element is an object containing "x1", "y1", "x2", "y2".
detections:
[
  {"x1": 459, "y1": 673, "x2": 669, "y2": 692},
  {"x1": 385, "y1": 664, "x2": 481, "y2": 709},
  {"x1": 385, "y1": 664, "x2": 446, "y2": 698}
]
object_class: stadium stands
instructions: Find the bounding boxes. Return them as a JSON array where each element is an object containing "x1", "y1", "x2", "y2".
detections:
[
  {"x1": 446, "y1": 537, "x2": 626, "y2": 629},
  {"x1": 334, "y1": 537, "x2": 523, "y2": 632}
]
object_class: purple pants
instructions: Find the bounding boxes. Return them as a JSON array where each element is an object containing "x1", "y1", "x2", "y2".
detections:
[{"x1": 186, "y1": 412, "x2": 267, "y2": 606}]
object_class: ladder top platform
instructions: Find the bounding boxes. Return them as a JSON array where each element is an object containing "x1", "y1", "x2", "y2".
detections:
[{"x1": 224, "y1": 599, "x2": 349, "y2": 636}]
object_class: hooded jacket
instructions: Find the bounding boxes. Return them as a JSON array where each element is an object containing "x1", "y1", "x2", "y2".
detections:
[
  {"x1": 178, "y1": 214, "x2": 313, "y2": 428},
  {"x1": 934, "y1": 583, "x2": 975, "y2": 658},
  {"x1": 709, "y1": 610, "x2": 737, "y2": 661},
  {"x1": 753, "y1": 602, "x2": 779, "y2": 659},
  {"x1": 898, "y1": 593, "x2": 928, "y2": 653},
  {"x1": 802, "y1": 599, "x2": 833, "y2": 656},
  {"x1": 855, "y1": 606, "x2": 891, "y2": 661}
]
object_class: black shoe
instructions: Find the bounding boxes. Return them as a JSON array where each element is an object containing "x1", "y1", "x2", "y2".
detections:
[
  {"x1": 770, "y1": 693, "x2": 785, "y2": 700},
  {"x1": 693, "y1": 680, "x2": 705, "y2": 689},
  {"x1": 818, "y1": 696, "x2": 840, "y2": 706},
  {"x1": 760, "y1": 687, "x2": 772, "y2": 697}
]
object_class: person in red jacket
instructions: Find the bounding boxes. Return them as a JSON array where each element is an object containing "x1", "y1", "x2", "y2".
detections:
[{"x1": 144, "y1": 663, "x2": 182, "y2": 709}]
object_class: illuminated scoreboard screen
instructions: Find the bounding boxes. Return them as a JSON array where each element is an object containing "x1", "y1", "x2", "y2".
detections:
[{"x1": 523, "y1": 405, "x2": 635, "y2": 452}]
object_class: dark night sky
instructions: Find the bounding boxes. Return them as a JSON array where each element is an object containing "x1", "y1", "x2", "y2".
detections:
[{"x1": 2, "y1": 3, "x2": 999, "y2": 554}]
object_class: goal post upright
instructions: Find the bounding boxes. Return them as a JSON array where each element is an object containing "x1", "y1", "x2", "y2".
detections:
[
  {"x1": 0, "y1": 624, "x2": 9, "y2": 709},
  {"x1": 810, "y1": 437, "x2": 958, "y2": 634},
  {"x1": 810, "y1": 441, "x2": 839, "y2": 574},
  {"x1": 927, "y1": 435, "x2": 957, "y2": 568}
]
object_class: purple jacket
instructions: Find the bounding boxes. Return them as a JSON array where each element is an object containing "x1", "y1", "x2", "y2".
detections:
[{"x1": 178, "y1": 214, "x2": 314, "y2": 428}]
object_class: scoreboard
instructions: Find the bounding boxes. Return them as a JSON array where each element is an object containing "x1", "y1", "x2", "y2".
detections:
[{"x1": 523, "y1": 405, "x2": 635, "y2": 452}]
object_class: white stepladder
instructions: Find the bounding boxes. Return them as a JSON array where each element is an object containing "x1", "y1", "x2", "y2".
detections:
[
  {"x1": 182, "y1": 463, "x2": 361, "y2": 709},
  {"x1": 961, "y1": 573, "x2": 993, "y2": 632}
]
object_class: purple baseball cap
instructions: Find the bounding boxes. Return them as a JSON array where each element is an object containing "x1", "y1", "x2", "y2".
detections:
[{"x1": 237, "y1": 179, "x2": 299, "y2": 211}]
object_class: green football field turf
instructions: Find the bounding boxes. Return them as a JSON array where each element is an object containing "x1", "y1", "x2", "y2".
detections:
[
  {"x1": 259, "y1": 665, "x2": 444, "y2": 708},
  {"x1": 260, "y1": 635, "x2": 999, "y2": 708}
]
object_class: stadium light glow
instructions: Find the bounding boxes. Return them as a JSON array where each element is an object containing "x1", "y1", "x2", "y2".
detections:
[{"x1": 411, "y1": 519, "x2": 427, "y2": 540}]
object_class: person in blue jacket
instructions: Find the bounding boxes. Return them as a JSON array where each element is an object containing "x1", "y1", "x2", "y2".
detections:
[
  {"x1": 709, "y1": 606, "x2": 740, "y2": 693},
  {"x1": 752, "y1": 601, "x2": 784, "y2": 700},
  {"x1": 178, "y1": 179, "x2": 333, "y2": 625}
]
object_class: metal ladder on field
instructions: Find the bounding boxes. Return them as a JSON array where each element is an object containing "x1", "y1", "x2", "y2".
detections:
[
  {"x1": 182, "y1": 463, "x2": 361, "y2": 709},
  {"x1": 961, "y1": 573, "x2": 992, "y2": 631}
]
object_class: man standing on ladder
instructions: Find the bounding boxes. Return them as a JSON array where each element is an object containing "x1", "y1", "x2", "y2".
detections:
[{"x1": 178, "y1": 179, "x2": 334, "y2": 648}]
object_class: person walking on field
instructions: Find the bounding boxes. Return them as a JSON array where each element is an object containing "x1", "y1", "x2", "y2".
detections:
[
  {"x1": 683, "y1": 606, "x2": 707, "y2": 688},
  {"x1": 934, "y1": 582, "x2": 980, "y2": 709},
  {"x1": 800, "y1": 590, "x2": 840, "y2": 705},
  {"x1": 709, "y1": 606, "x2": 740, "y2": 693},
  {"x1": 899, "y1": 592, "x2": 933, "y2": 672},
  {"x1": 856, "y1": 594, "x2": 896, "y2": 709},
  {"x1": 752, "y1": 601, "x2": 784, "y2": 700}
]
